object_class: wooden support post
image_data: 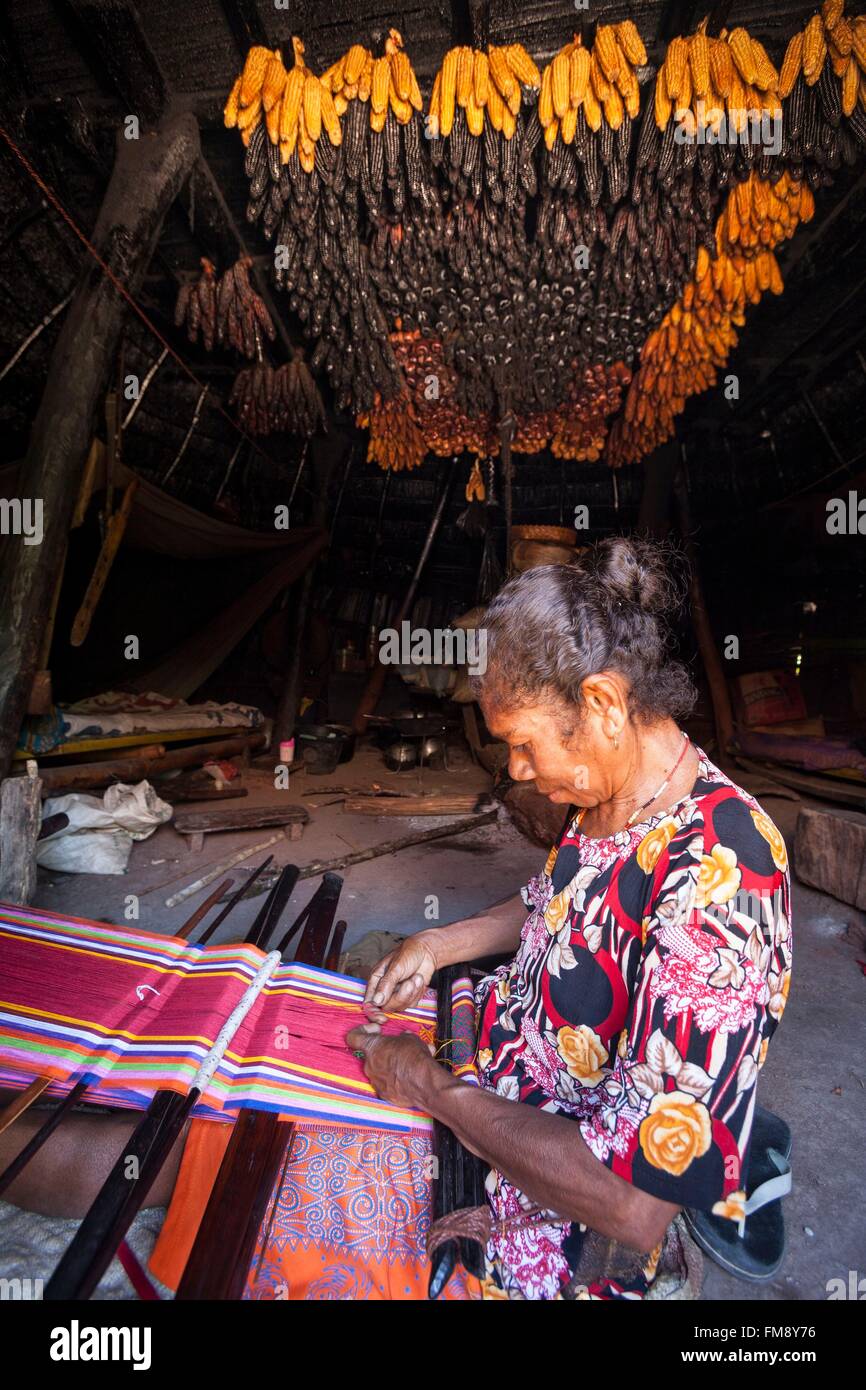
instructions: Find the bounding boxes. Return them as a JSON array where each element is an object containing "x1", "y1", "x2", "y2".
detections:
[
  {"x1": 351, "y1": 457, "x2": 458, "y2": 734},
  {"x1": 0, "y1": 761, "x2": 42, "y2": 905},
  {"x1": 0, "y1": 112, "x2": 199, "y2": 778},
  {"x1": 273, "y1": 436, "x2": 345, "y2": 749},
  {"x1": 673, "y1": 458, "x2": 734, "y2": 756},
  {"x1": 637, "y1": 440, "x2": 678, "y2": 539}
]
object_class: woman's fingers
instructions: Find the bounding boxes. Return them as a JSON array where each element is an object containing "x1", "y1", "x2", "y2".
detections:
[{"x1": 362, "y1": 952, "x2": 395, "y2": 1010}]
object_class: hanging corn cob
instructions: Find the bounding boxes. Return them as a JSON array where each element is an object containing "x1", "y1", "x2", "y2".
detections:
[
  {"x1": 225, "y1": 37, "x2": 342, "y2": 172},
  {"x1": 428, "y1": 42, "x2": 540, "y2": 140},
  {"x1": 607, "y1": 171, "x2": 815, "y2": 467},
  {"x1": 655, "y1": 18, "x2": 780, "y2": 134},
  {"x1": 229, "y1": 355, "x2": 326, "y2": 436},
  {"x1": 357, "y1": 392, "x2": 428, "y2": 471}
]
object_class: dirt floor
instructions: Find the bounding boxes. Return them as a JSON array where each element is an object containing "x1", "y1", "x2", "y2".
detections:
[{"x1": 7, "y1": 739, "x2": 866, "y2": 1302}]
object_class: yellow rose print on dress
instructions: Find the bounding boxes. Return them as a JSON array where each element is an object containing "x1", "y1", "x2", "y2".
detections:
[
  {"x1": 477, "y1": 1048, "x2": 493, "y2": 1070},
  {"x1": 543, "y1": 843, "x2": 558, "y2": 877},
  {"x1": 544, "y1": 888, "x2": 570, "y2": 935},
  {"x1": 694, "y1": 843, "x2": 741, "y2": 909},
  {"x1": 750, "y1": 809, "x2": 788, "y2": 873},
  {"x1": 639, "y1": 1090, "x2": 713, "y2": 1176},
  {"x1": 636, "y1": 817, "x2": 679, "y2": 874},
  {"x1": 713, "y1": 1190, "x2": 746, "y2": 1225},
  {"x1": 557, "y1": 1025, "x2": 608, "y2": 1085},
  {"x1": 758, "y1": 1038, "x2": 769, "y2": 1070}
]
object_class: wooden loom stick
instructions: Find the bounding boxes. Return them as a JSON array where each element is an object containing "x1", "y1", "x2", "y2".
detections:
[
  {"x1": 0, "y1": 1078, "x2": 89, "y2": 1199},
  {"x1": 175, "y1": 873, "x2": 343, "y2": 1299},
  {"x1": 45, "y1": 940, "x2": 286, "y2": 1300},
  {"x1": 164, "y1": 832, "x2": 285, "y2": 908},
  {"x1": 174, "y1": 877, "x2": 234, "y2": 941},
  {"x1": 194, "y1": 854, "x2": 274, "y2": 947},
  {"x1": 0, "y1": 1077, "x2": 52, "y2": 1137}
]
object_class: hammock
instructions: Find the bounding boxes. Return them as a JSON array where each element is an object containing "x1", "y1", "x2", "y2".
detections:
[{"x1": 0, "y1": 901, "x2": 436, "y2": 1134}]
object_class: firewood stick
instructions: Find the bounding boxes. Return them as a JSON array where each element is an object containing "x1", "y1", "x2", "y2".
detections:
[
  {"x1": 165, "y1": 832, "x2": 285, "y2": 908},
  {"x1": 297, "y1": 810, "x2": 497, "y2": 879}
]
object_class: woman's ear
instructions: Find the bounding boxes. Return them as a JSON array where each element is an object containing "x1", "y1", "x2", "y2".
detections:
[{"x1": 580, "y1": 673, "x2": 630, "y2": 741}]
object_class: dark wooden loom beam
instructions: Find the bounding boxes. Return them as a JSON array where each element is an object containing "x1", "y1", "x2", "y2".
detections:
[
  {"x1": 41, "y1": 862, "x2": 329, "y2": 1300},
  {"x1": 175, "y1": 873, "x2": 344, "y2": 1299}
]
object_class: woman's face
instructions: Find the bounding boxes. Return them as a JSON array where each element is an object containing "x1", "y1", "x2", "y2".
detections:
[{"x1": 480, "y1": 678, "x2": 628, "y2": 806}]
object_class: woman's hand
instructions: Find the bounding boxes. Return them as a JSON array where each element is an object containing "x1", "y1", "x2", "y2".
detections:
[
  {"x1": 362, "y1": 931, "x2": 442, "y2": 1022},
  {"x1": 345, "y1": 1024, "x2": 440, "y2": 1110}
]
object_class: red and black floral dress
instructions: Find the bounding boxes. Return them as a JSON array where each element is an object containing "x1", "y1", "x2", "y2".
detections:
[{"x1": 474, "y1": 749, "x2": 792, "y2": 1300}]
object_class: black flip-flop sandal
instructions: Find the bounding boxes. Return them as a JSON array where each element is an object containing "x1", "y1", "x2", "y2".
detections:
[{"x1": 683, "y1": 1106, "x2": 792, "y2": 1284}]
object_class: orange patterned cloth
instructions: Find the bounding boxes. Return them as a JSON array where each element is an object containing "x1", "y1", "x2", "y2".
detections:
[{"x1": 150, "y1": 1117, "x2": 480, "y2": 1301}]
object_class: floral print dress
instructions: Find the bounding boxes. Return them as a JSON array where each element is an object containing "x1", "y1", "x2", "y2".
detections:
[{"x1": 474, "y1": 749, "x2": 792, "y2": 1300}]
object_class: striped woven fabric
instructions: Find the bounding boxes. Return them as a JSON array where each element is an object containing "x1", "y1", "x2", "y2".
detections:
[
  {"x1": 0, "y1": 902, "x2": 436, "y2": 1133},
  {"x1": 450, "y1": 975, "x2": 480, "y2": 1084}
]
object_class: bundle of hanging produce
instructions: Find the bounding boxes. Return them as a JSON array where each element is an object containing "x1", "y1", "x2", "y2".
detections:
[
  {"x1": 607, "y1": 171, "x2": 812, "y2": 467},
  {"x1": 174, "y1": 259, "x2": 218, "y2": 351},
  {"x1": 174, "y1": 257, "x2": 275, "y2": 358},
  {"x1": 221, "y1": 6, "x2": 866, "y2": 470},
  {"x1": 229, "y1": 354, "x2": 325, "y2": 437}
]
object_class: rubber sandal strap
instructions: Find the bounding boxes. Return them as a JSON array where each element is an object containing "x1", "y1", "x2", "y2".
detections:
[{"x1": 744, "y1": 1149, "x2": 792, "y2": 1218}]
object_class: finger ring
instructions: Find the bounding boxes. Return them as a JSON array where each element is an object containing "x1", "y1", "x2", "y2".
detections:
[{"x1": 353, "y1": 1049, "x2": 365, "y2": 1060}]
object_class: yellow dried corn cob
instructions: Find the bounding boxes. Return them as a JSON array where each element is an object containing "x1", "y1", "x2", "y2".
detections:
[
  {"x1": 320, "y1": 85, "x2": 341, "y2": 144},
  {"x1": 538, "y1": 60, "x2": 554, "y2": 126},
  {"x1": 590, "y1": 50, "x2": 612, "y2": 102},
  {"x1": 604, "y1": 84, "x2": 624, "y2": 129},
  {"x1": 570, "y1": 45, "x2": 590, "y2": 107},
  {"x1": 664, "y1": 36, "x2": 689, "y2": 100},
  {"x1": 654, "y1": 64, "x2": 672, "y2": 128},
  {"x1": 710, "y1": 37, "x2": 734, "y2": 97},
  {"x1": 552, "y1": 50, "x2": 570, "y2": 117},
  {"x1": 240, "y1": 46, "x2": 271, "y2": 106},
  {"x1": 224, "y1": 75, "x2": 241, "y2": 127},
  {"x1": 822, "y1": 0, "x2": 844, "y2": 28},
  {"x1": 440, "y1": 49, "x2": 458, "y2": 135},
  {"x1": 341, "y1": 44, "x2": 363, "y2": 85},
  {"x1": 728, "y1": 27, "x2": 758, "y2": 85},
  {"x1": 561, "y1": 104, "x2": 577, "y2": 144},
  {"x1": 262, "y1": 55, "x2": 286, "y2": 112},
  {"x1": 506, "y1": 43, "x2": 541, "y2": 88},
  {"x1": 853, "y1": 20, "x2": 866, "y2": 68},
  {"x1": 237, "y1": 96, "x2": 262, "y2": 132},
  {"x1": 803, "y1": 14, "x2": 827, "y2": 82},
  {"x1": 303, "y1": 72, "x2": 321, "y2": 141},
  {"x1": 466, "y1": 90, "x2": 484, "y2": 135},
  {"x1": 357, "y1": 55, "x2": 373, "y2": 102},
  {"x1": 502, "y1": 104, "x2": 516, "y2": 139},
  {"x1": 779, "y1": 31, "x2": 804, "y2": 98},
  {"x1": 595, "y1": 25, "x2": 622, "y2": 84},
  {"x1": 544, "y1": 116, "x2": 559, "y2": 149},
  {"x1": 279, "y1": 62, "x2": 304, "y2": 137},
  {"x1": 486, "y1": 79, "x2": 506, "y2": 130},
  {"x1": 690, "y1": 32, "x2": 711, "y2": 98},
  {"x1": 371, "y1": 56, "x2": 390, "y2": 113},
  {"x1": 750, "y1": 38, "x2": 779, "y2": 90},
  {"x1": 488, "y1": 45, "x2": 517, "y2": 101},
  {"x1": 583, "y1": 81, "x2": 602, "y2": 131},
  {"x1": 843, "y1": 52, "x2": 860, "y2": 113},
  {"x1": 473, "y1": 50, "x2": 489, "y2": 105},
  {"x1": 616, "y1": 19, "x2": 647, "y2": 69},
  {"x1": 391, "y1": 49, "x2": 411, "y2": 103},
  {"x1": 832, "y1": 17, "x2": 854, "y2": 56},
  {"x1": 456, "y1": 46, "x2": 473, "y2": 106}
]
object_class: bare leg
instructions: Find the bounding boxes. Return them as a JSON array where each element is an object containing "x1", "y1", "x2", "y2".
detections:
[{"x1": 0, "y1": 1097, "x2": 187, "y2": 1219}]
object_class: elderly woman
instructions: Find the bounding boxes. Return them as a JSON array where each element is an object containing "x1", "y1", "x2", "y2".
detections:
[
  {"x1": 0, "y1": 539, "x2": 791, "y2": 1301},
  {"x1": 348, "y1": 537, "x2": 793, "y2": 1300}
]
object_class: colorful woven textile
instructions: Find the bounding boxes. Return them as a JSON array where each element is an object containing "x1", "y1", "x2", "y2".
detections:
[{"x1": 0, "y1": 902, "x2": 435, "y2": 1133}]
